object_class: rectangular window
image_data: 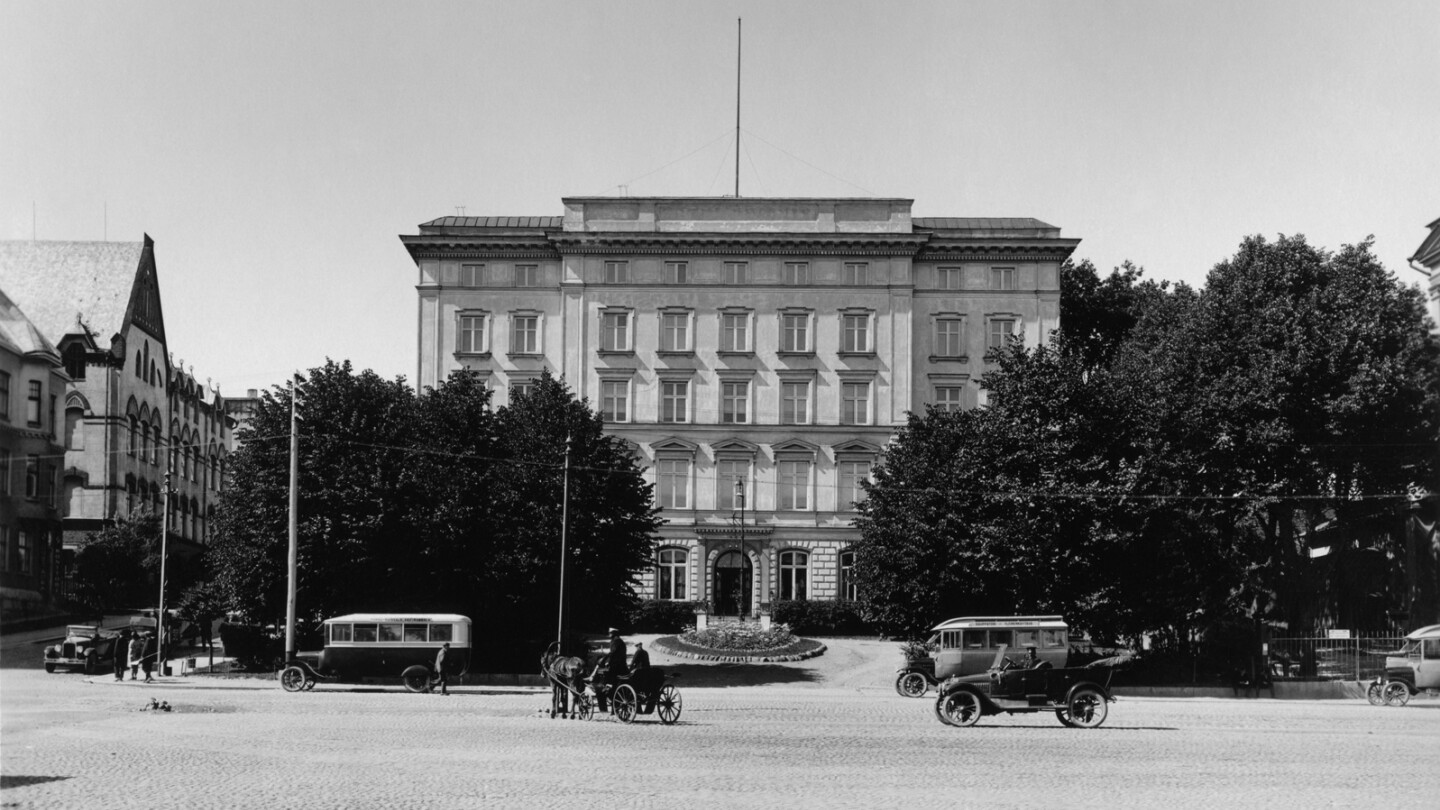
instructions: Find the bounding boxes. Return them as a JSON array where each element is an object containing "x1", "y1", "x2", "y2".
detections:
[
  {"x1": 938, "y1": 266, "x2": 963, "y2": 290},
  {"x1": 515, "y1": 264, "x2": 538, "y2": 287},
  {"x1": 716, "y1": 459, "x2": 751, "y2": 511},
  {"x1": 844, "y1": 262, "x2": 869, "y2": 285},
  {"x1": 460, "y1": 263, "x2": 484, "y2": 287},
  {"x1": 783, "y1": 262, "x2": 809, "y2": 285},
  {"x1": 26, "y1": 381, "x2": 42, "y2": 426},
  {"x1": 604, "y1": 261, "x2": 628, "y2": 283},
  {"x1": 658, "y1": 458, "x2": 691, "y2": 509},
  {"x1": 780, "y1": 312, "x2": 811, "y2": 353},
  {"x1": 781, "y1": 381, "x2": 811, "y2": 425},
  {"x1": 841, "y1": 382, "x2": 871, "y2": 425},
  {"x1": 0, "y1": 371, "x2": 9, "y2": 420},
  {"x1": 600, "y1": 311, "x2": 631, "y2": 352},
  {"x1": 17, "y1": 530, "x2": 32, "y2": 575},
  {"x1": 665, "y1": 261, "x2": 687, "y2": 284},
  {"x1": 511, "y1": 315, "x2": 539, "y2": 354},
  {"x1": 934, "y1": 386, "x2": 964, "y2": 412},
  {"x1": 330, "y1": 624, "x2": 353, "y2": 643},
  {"x1": 658, "y1": 548, "x2": 687, "y2": 600},
  {"x1": 403, "y1": 624, "x2": 429, "y2": 643},
  {"x1": 353, "y1": 624, "x2": 378, "y2": 642},
  {"x1": 429, "y1": 624, "x2": 453, "y2": 643},
  {"x1": 510, "y1": 382, "x2": 535, "y2": 400},
  {"x1": 660, "y1": 380, "x2": 689, "y2": 423},
  {"x1": 378, "y1": 623, "x2": 403, "y2": 643},
  {"x1": 721, "y1": 381, "x2": 750, "y2": 424},
  {"x1": 723, "y1": 261, "x2": 748, "y2": 284},
  {"x1": 987, "y1": 318, "x2": 1016, "y2": 351},
  {"x1": 25, "y1": 456, "x2": 39, "y2": 498},
  {"x1": 720, "y1": 311, "x2": 751, "y2": 352},
  {"x1": 936, "y1": 317, "x2": 964, "y2": 357},
  {"x1": 841, "y1": 313, "x2": 871, "y2": 353},
  {"x1": 660, "y1": 311, "x2": 691, "y2": 352},
  {"x1": 601, "y1": 380, "x2": 630, "y2": 423},
  {"x1": 49, "y1": 396, "x2": 56, "y2": 437},
  {"x1": 991, "y1": 266, "x2": 1016, "y2": 290},
  {"x1": 778, "y1": 460, "x2": 811, "y2": 510},
  {"x1": 457, "y1": 314, "x2": 488, "y2": 354},
  {"x1": 0, "y1": 450, "x2": 8, "y2": 494},
  {"x1": 838, "y1": 461, "x2": 870, "y2": 510}
]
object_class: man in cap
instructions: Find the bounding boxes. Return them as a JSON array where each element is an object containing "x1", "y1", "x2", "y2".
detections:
[{"x1": 606, "y1": 628, "x2": 629, "y2": 679}]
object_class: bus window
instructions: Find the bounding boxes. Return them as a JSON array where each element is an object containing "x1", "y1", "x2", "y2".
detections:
[
  {"x1": 964, "y1": 632, "x2": 985, "y2": 649},
  {"x1": 403, "y1": 624, "x2": 428, "y2": 643},
  {"x1": 1425, "y1": 639, "x2": 1440, "y2": 659},
  {"x1": 1015, "y1": 630, "x2": 1039, "y2": 649},
  {"x1": 430, "y1": 624, "x2": 453, "y2": 643},
  {"x1": 989, "y1": 630, "x2": 1013, "y2": 649},
  {"x1": 379, "y1": 623, "x2": 402, "y2": 642},
  {"x1": 1042, "y1": 629, "x2": 1066, "y2": 648},
  {"x1": 331, "y1": 624, "x2": 352, "y2": 643},
  {"x1": 353, "y1": 624, "x2": 378, "y2": 642}
]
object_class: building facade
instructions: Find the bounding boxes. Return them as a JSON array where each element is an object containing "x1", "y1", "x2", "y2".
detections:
[
  {"x1": 0, "y1": 290, "x2": 68, "y2": 620},
  {"x1": 0, "y1": 236, "x2": 233, "y2": 597},
  {"x1": 402, "y1": 197, "x2": 1078, "y2": 617}
]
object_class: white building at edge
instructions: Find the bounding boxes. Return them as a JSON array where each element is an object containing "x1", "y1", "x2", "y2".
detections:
[{"x1": 401, "y1": 197, "x2": 1079, "y2": 618}]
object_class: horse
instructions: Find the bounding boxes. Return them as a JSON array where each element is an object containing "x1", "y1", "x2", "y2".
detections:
[{"x1": 541, "y1": 641, "x2": 588, "y2": 719}]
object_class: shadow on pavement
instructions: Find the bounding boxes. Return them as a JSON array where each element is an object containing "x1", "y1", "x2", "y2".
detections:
[{"x1": 655, "y1": 662, "x2": 822, "y2": 688}]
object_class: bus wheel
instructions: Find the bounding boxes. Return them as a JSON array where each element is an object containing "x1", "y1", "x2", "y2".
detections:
[
  {"x1": 401, "y1": 665, "x2": 431, "y2": 694},
  {"x1": 1382, "y1": 682, "x2": 1411, "y2": 707},
  {"x1": 280, "y1": 666, "x2": 306, "y2": 693}
]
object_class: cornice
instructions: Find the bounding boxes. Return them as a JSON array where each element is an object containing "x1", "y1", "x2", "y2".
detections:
[
  {"x1": 549, "y1": 232, "x2": 929, "y2": 257},
  {"x1": 916, "y1": 238, "x2": 1081, "y2": 262}
]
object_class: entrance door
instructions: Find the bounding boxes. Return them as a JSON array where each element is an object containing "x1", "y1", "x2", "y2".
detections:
[{"x1": 713, "y1": 551, "x2": 752, "y2": 618}]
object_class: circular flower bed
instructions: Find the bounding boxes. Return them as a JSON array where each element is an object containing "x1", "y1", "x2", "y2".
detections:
[{"x1": 652, "y1": 622, "x2": 826, "y2": 662}]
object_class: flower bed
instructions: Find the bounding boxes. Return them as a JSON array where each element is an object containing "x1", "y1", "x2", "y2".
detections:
[{"x1": 653, "y1": 622, "x2": 827, "y2": 662}]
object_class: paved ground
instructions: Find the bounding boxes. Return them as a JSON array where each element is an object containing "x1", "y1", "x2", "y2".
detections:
[{"x1": 3, "y1": 633, "x2": 1438, "y2": 809}]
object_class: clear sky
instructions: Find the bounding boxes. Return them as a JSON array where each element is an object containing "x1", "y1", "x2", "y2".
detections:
[{"x1": 3, "y1": 0, "x2": 1436, "y2": 395}]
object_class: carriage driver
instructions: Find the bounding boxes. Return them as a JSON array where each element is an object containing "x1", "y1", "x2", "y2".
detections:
[{"x1": 607, "y1": 628, "x2": 629, "y2": 679}]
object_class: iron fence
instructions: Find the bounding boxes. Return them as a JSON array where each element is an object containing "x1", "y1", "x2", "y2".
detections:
[{"x1": 1267, "y1": 636, "x2": 1407, "y2": 681}]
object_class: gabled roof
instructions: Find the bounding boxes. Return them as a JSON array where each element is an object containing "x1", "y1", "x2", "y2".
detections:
[
  {"x1": 1409, "y1": 217, "x2": 1440, "y2": 270},
  {"x1": 0, "y1": 238, "x2": 149, "y2": 345}
]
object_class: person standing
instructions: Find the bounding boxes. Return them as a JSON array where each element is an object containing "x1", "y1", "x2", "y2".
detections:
[
  {"x1": 112, "y1": 629, "x2": 130, "y2": 681},
  {"x1": 140, "y1": 633, "x2": 156, "y2": 683},
  {"x1": 128, "y1": 633, "x2": 145, "y2": 680},
  {"x1": 607, "y1": 628, "x2": 629, "y2": 679},
  {"x1": 430, "y1": 643, "x2": 450, "y2": 695},
  {"x1": 631, "y1": 641, "x2": 650, "y2": 672}
]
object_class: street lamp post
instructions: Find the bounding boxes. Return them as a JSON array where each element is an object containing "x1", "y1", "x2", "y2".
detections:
[
  {"x1": 157, "y1": 470, "x2": 172, "y2": 674},
  {"x1": 734, "y1": 477, "x2": 746, "y2": 620},
  {"x1": 556, "y1": 434, "x2": 572, "y2": 649},
  {"x1": 285, "y1": 375, "x2": 300, "y2": 663}
]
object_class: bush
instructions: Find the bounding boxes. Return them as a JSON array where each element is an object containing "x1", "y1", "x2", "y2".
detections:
[
  {"x1": 770, "y1": 600, "x2": 869, "y2": 635},
  {"x1": 898, "y1": 638, "x2": 936, "y2": 662},
  {"x1": 218, "y1": 623, "x2": 282, "y2": 671},
  {"x1": 627, "y1": 600, "x2": 704, "y2": 633},
  {"x1": 680, "y1": 622, "x2": 798, "y2": 652}
]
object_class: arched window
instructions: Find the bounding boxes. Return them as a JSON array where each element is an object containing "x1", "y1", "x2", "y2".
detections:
[
  {"x1": 778, "y1": 550, "x2": 809, "y2": 601},
  {"x1": 125, "y1": 474, "x2": 137, "y2": 513},
  {"x1": 139, "y1": 421, "x2": 150, "y2": 462},
  {"x1": 839, "y1": 549, "x2": 858, "y2": 601},
  {"x1": 128, "y1": 416, "x2": 138, "y2": 457},
  {"x1": 656, "y1": 548, "x2": 687, "y2": 600},
  {"x1": 134, "y1": 351, "x2": 142, "y2": 378},
  {"x1": 151, "y1": 425, "x2": 161, "y2": 466},
  {"x1": 150, "y1": 482, "x2": 161, "y2": 513},
  {"x1": 190, "y1": 498, "x2": 200, "y2": 540},
  {"x1": 179, "y1": 498, "x2": 189, "y2": 537}
]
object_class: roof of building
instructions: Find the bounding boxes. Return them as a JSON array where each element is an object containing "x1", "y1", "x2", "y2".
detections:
[
  {"x1": 0, "y1": 288, "x2": 62, "y2": 363},
  {"x1": 0, "y1": 239, "x2": 147, "y2": 345},
  {"x1": 1409, "y1": 217, "x2": 1440, "y2": 270},
  {"x1": 420, "y1": 216, "x2": 563, "y2": 229},
  {"x1": 912, "y1": 217, "x2": 1060, "y2": 236}
]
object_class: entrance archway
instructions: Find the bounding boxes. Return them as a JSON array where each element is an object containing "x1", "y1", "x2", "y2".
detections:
[{"x1": 713, "y1": 550, "x2": 752, "y2": 618}]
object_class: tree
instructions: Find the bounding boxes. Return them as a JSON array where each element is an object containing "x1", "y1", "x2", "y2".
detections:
[{"x1": 71, "y1": 513, "x2": 161, "y2": 616}]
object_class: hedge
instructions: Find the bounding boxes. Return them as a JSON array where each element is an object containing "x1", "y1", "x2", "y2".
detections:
[
  {"x1": 770, "y1": 600, "x2": 870, "y2": 635},
  {"x1": 627, "y1": 600, "x2": 705, "y2": 633}
]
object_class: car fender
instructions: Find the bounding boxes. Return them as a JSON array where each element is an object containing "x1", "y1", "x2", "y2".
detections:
[
  {"x1": 1064, "y1": 679, "x2": 1114, "y2": 705},
  {"x1": 937, "y1": 679, "x2": 1003, "y2": 714}
]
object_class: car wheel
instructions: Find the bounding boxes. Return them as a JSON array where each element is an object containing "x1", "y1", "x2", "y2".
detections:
[
  {"x1": 896, "y1": 672, "x2": 929, "y2": 698},
  {"x1": 1055, "y1": 707, "x2": 1077, "y2": 727},
  {"x1": 1382, "y1": 681, "x2": 1411, "y2": 707},
  {"x1": 613, "y1": 684, "x2": 639, "y2": 724},
  {"x1": 44, "y1": 663, "x2": 56, "y2": 674},
  {"x1": 1067, "y1": 687, "x2": 1109, "y2": 728},
  {"x1": 936, "y1": 691, "x2": 982, "y2": 727},
  {"x1": 401, "y1": 665, "x2": 431, "y2": 694},
  {"x1": 1366, "y1": 682, "x2": 1385, "y2": 706},
  {"x1": 279, "y1": 666, "x2": 306, "y2": 693}
]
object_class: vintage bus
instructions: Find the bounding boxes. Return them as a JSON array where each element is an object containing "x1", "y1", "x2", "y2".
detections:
[
  {"x1": 280, "y1": 613, "x2": 472, "y2": 693},
  {"x1": 897, "y1": 615, "x2": 1072, "y2": 697}
]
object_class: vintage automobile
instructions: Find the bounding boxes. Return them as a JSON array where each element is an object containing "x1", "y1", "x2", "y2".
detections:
[
  {"x1": 1366, "y1": 623, "x2": 1440, "y2": 707},
  {"x1": 897, "y1": 616, "x2": 1071, "y2": 698},
  {"x1": 932, "y1": 646, "x2": 1123, "y2": 728},
  {"x1": 44, "y1": 625, "x2": 119, "y2": 674},
  {"x1": 279, "y1": 613, "x2": 472, "y2": 693}
]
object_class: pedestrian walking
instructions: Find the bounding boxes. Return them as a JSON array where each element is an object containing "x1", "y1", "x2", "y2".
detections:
[
  {"x1": 113, "y1": 629, "x2": 130, "y2": 681},
  {"x1": 128, "y1": 634, "x2": 145, "y2": 680},
  {"x1": 141, "y1": 633, "x2": 156, "y2": 683},
  {"x1": 430, "y1": 642, "x2": 450, "y2": 695}
]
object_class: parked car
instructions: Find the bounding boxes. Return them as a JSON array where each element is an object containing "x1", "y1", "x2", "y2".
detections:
[
  {"x1": 44, "y1": 625, "x2": 120, "y2": 674},
  {"x1": 932, "y1": 647, "x2": 1126, "y2": 728}
]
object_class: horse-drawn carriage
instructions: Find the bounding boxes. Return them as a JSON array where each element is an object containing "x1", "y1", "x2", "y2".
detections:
[{"x1": 542, "y1": 642, "x2": 682, "y2": 724}]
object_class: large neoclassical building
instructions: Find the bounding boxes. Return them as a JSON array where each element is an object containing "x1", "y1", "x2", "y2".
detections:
[{"x1": 401, "y1": 197, "x2": 1078, "y2": 617}]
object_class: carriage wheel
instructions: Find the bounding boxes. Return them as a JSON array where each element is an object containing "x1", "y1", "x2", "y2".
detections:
[
  {"x1": 1067, "y1": 687, "x2": 1108, "y2": 728},
  {"x1": 1382, "y1": 681, "x2": 1411, "y2": 707},
  {"x1": 613, "y1": 684, "x2": 639, "y2": 723},
  {"x1": 656, "y1": 685, "x2": 682, "y2": 725},
  {"x1": 1366, "y1": 682, "x2": 1385, "y2": 706},
  {"x1": 280, "y1": 666, "x2": 306, "y2": 693},
  {"x1": 936, "y1": 691, "x2": 982, "y2": 727},
  {"x1": 401, "y1": 665, "x2": 431, "y2": 694},
  {"x1": 576, "y1": 694, "x2": 595, "y2": 721},
  {"x1": 896, "y1": 672, "x2": 929, "y2": 698}
]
